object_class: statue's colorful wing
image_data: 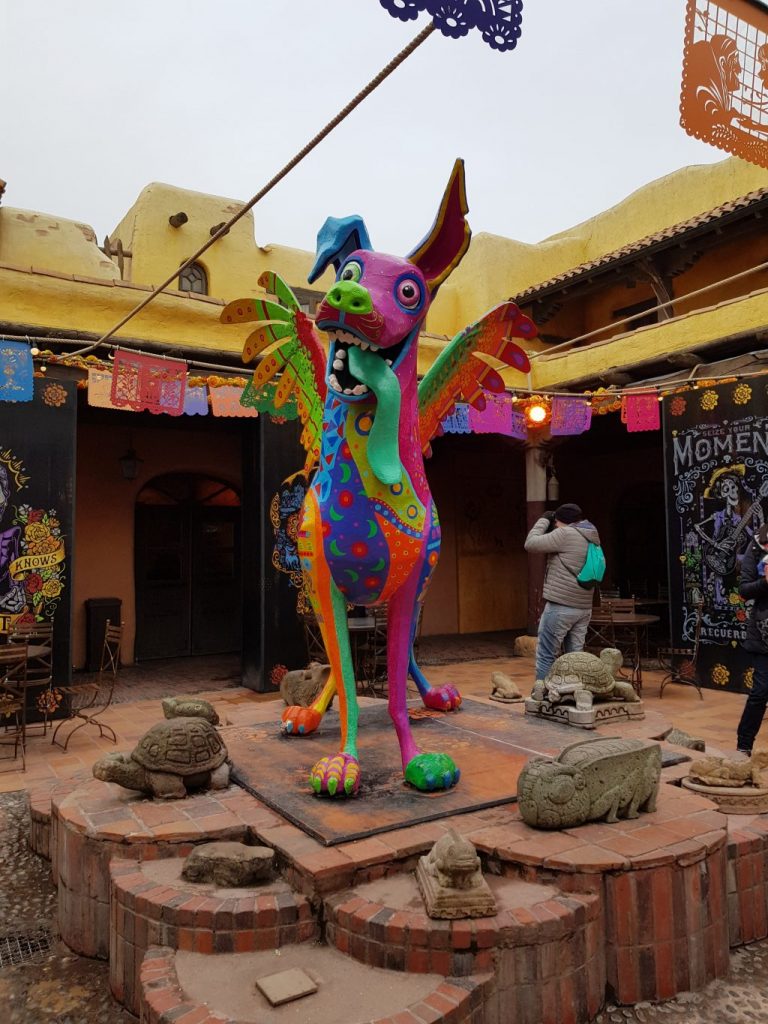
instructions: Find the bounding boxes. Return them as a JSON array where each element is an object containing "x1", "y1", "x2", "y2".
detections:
[
  {"x1": 220, "y1": 272, "x2": 327, "y2": 467},
  {"x1": 417, "y1": 301, "x2": 535, "y2": 453}
]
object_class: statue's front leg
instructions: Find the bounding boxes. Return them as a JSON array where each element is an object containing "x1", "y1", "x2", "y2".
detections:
[
  {"x1": 299, "y1": 493, "x2": 360, "y2": 797},
  {"x1": 387, "y1": 569, "x2": 460, "y2": 792}
]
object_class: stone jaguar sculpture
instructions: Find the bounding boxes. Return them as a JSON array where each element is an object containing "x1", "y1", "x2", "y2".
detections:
[
  {"x1": 517, "y1": 736, "x2": 661, "y2": 829},
  {"x1": 92, "y1": 707, "x2": 229, "y2": 799},
  {"x1": 533, "y1": 648, "x2": 639, "y2": 705}
]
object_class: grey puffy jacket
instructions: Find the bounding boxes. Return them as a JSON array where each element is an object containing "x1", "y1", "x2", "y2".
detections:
[{"x1": 524, "y1": 517, "x2": 601, "y2": 610}]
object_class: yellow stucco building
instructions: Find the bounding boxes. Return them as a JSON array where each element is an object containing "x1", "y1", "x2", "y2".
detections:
[{"x1": 1, "y1": 154, "x2": 766, "y2": 681}]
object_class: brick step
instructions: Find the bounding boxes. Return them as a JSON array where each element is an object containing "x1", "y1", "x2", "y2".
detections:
[
  {"x1": 110, "y1": 856, "x2": 318, "y2": 1017},
  {"x1": 325, "y1": 873, "x2": 602, "y2": 1024},
  {"x1": 140, "y1": 945, "x2": 488, "y2": 1024}
]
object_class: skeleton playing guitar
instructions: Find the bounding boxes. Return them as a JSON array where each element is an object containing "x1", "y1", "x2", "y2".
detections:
[{"x1": 696, "y1": 479, "x2": 768, "y2": 576}]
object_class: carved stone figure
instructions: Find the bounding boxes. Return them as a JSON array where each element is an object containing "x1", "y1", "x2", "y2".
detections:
[
  {"x1": 489, "y1": 671, "x2": 523, "y2": 703},
  {"x1": 661, "y1": 727, "x2": 705, "y2": 752},
  {"x1": 280, "y1": 663, "x2": 332, "y2": 709},
  {"x1": 540, "y1": 649, "x2": 639, "y2": 704},
  {"x1": 688, "y1": 751, "x2": 768, "y2": 788},
  {"x1": 182, "y1": 841, "x2": 274, "y2": 886},
  {"x1": 92, "y1": 716, "x2": 229, "y2": 799},
  {"x1": 517, "y1": 736, "x2": 662, "y2": 829},
  {"x1": 416, "y1": 829, "x2": 496, "y2": 919},
  {"x1": 162, "y1": 696, "x2": 220, "y2": 725}
]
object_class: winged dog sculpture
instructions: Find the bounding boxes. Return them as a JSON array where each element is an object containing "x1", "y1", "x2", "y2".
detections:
[{"x1": 222, "y1": 160, "x2": 534, "y2": 797}]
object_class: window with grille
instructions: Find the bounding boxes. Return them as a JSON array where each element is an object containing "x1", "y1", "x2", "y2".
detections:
[{"x1": 178, "y1": 262, "x2": 208, "y2": 294}]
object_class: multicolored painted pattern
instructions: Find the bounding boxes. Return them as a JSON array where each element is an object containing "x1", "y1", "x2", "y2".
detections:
[{"x1": 222, "y1": 160, "x2": 535, "y2": 798}]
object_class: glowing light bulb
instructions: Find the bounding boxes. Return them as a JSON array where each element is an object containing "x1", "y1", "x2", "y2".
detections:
[
  {"x1": 30, "y1": 346, "x2": 40, "y2": 357},
  {"x1": 527, "y1": 403, "x2": 547, "y2": 424}
]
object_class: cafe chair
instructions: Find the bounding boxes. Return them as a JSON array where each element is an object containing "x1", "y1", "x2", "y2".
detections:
[
  {"x1": 300, "y1": 611, "x2": 328, "y2": 664},
  {"x1": 51, "y1": 621, "x2": 124, "y2": 751},
  {"x1": 9, "y1": 620, "x2": 54, "y2": 737},
  {"x1": 360, "y1": 604, "x2": 389, "y2": 697},
  {"x1": 0, "y1": 645, "x2": 28, "y2": 771},
  {"x1": 658, "y1": 603, "x2": 704, "y2": 700}
]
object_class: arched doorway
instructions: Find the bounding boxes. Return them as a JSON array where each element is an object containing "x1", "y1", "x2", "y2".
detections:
[{"x1": 134, "y1": 473, "x2": 242, "y2": 660}]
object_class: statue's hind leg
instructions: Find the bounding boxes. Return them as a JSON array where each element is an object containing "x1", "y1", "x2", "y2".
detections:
[
  {"x1": 388, "y1": 565, "x2": 460, "y2": 792},
  {"x1": 408, "y1": 506, "x2": 461, "y2": 712},
  {"x1": 298, "y1": 492, "x2": 360, "y2": 797}
]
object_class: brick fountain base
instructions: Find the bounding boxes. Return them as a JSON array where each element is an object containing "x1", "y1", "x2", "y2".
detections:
[{"x1": 25, "y1": 699, "x2": 768, "y2": 1023}]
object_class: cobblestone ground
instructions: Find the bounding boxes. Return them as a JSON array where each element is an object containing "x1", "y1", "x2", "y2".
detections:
[
  {"x1": 0, "y1": 792, "x2": 135, "y2": 1023},
  {"x1": 3, "y1": 786, "x2": 768, "y2": 1023}
]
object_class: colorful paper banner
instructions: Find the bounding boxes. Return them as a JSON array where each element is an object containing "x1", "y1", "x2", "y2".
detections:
[
  {"x1": 468, "y1": 392, "x2": 513, "y2": 435},
  {"x1": 551, "y1": 396, "x2": 593, "y2": 436},
  {"x1": 110, "y1": 351, "x2": 187, "y2": 415},
  {"x1": 87, "y1": 367, "x2": 120, "y2": 409},
  {"x1": 0, "y1": 341, "x2": 33, "y2": 403},
  {"x1": 210, "y1": 385, "x2": 259, "y2": 418},
  {"x1": 440, "y1": 403, "x2": 471, "y2": 434},
  {"x1": 183, "y1": 385, "x2": 209, "y2": 416},
  {"x1": 622, "y1": 393, "x2": 661, "y2": 432}
]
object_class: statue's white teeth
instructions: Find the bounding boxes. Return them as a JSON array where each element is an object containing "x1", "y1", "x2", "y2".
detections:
[
  {"x1": 343, "y1": 387, "x2": 353, "y2": 395},
  {"x1": 386, "y1": 359, "x2": 393, "y2": 366},
  {"x1": 336, "y1": 348, "x2": 347, "y2": 359},
  {"x1": 333, "y1": 359, "x2": 344, "y2": 371},
  {"x1": 352, "y1": 384, "x2": 368, "y2": 395},
  {"x1": 358, "y1": 341, "x2": 370, "y2": 351},
  {"x1": 329, "y1": 374, "x2": 342, "y2": 392}
]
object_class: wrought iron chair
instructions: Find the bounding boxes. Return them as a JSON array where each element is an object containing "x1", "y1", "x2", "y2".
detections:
[
  {"x1": 658, "y1": 603, "x2": 704, "y2": 700},
  {"x1": 300, "y1": 611, "x2": 327, "y2": 664},
  {"x1": 9, "y1": 621, "x2": 54, "y2": 736},
  {"x1": 51, "y1": 621, "x2": 124, "y2": 750},
  {"x1": 0, "y1": 645, "x2": 28, "y2": 771},
  {"x1": 360, "y1": 603, "x2": 389, "y2": 697}
]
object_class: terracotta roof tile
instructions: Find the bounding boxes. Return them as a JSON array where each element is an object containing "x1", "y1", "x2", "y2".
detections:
[{"x1": 514, "y1": 185, "x2": 768, "y2": 304}]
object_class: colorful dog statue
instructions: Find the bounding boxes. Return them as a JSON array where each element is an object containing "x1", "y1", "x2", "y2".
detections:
[{"x1": 222, "y1": 161, "x2": 534, "y2": 797}]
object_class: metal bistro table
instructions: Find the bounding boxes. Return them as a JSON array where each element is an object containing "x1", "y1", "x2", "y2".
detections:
[
  {"x1": 347, "y1": 616, "x2": 377, "y2": 696},
  {"x1": 587, "y1": 609, "x2": 660, "y2": 691}
]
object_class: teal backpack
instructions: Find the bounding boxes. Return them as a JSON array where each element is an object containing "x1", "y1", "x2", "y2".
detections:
[{"x1": 576, "y1": 542, "x2": 607, "y2": 590}]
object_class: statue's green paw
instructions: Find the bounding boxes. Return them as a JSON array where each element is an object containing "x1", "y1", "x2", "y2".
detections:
[
  {"x1": 310, "y1": 753, "x2": 360, "y2": 797},
  {"x1": 405, "y1": 752, "x2": 460, "y2": 792}
]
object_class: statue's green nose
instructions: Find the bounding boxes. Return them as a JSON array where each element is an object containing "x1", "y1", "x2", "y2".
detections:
[{"x1": 325, "y1": 280, "x2": 373, "y2": 315}]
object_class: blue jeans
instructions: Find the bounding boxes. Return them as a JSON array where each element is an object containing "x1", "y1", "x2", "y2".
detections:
[
  {"x1": 535, "y1": 601, "x2": 592, "y2": 681},
  {"x1": 737, "y1": 652, "x2": 768, "y2": 752}
]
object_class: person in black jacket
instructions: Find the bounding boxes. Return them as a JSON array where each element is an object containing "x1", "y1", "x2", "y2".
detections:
[{"x1": 737, "y1": 523, "x2": 768, "y2": 753}]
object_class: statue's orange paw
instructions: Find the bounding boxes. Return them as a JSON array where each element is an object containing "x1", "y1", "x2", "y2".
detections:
[
  {"x1": 281, "y1": 706, "x2": 322, "y2": 736},
  {"x1": 422, "y1": 684, "x2": 462, "y2": 712}
]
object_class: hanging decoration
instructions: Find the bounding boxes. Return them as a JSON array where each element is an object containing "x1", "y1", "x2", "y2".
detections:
[
  {"x1": 550, "y1": 395, "x2": 592, "y2": 436},
  {"x1": 523, "y1": 395, "x2": 551, "y2": 427},
  {"x1": 622, "y1": 392, "x2": 661, "y2": 433},
  {"x1": 183, "y1": 385, "x2": 209, "y2": 416},
  {"x1": 680, "y1": 0, "x2": 768, "y2": 171},
  {"x1": 210, "y1": 384, "x2": 259, "y2": 418},
  {"x1": 0, "y1": 341, "x2": 34, "y2": 403},
  {"x1": 379, "y1": 0, "x2": 524, "y2": 52},
  {"x1": 440, "y1": 402, "x2": 471, "y2": 434},
  {"x1": 87, "y1": 367, "x2": 121, "y2": 409},
  {"x1": 110, "y1": 351, "x2": 187, "y2": 415},
  {"x1": 468, "y1": 391, "x2": 514, "y2": 434}
]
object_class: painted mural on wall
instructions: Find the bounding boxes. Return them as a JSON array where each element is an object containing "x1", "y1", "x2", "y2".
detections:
[
  {"x1": 665, "y1": 379, "x2": 768, "y2": 692},
  {"x1": 681, "y1": 0, "x2": 768, "y2": 170},
  {"x1": 0, "y1": 379, "x2": 76, "y2": 691}
]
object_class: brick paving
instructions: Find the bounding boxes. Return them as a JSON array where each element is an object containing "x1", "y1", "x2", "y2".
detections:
[{"x1": 2, "y1": 648, "x2": 768, "y2": 1021}]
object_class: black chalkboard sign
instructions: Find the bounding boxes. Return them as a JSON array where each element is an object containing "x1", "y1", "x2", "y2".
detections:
[{"x1": 664, "y1": 378, "x2": 768, "y2": 692}]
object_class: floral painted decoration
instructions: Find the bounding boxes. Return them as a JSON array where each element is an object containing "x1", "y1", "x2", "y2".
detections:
[
  {"x1": 13, "y1": 505, "x2": 66, "y2": 622},
  {"x1": 733, "y1": 383, "x2": 752, "y2": 405},
  {"x1": 378, "y1": 0, "x2": 524, "y2": 52},
  {"x1": 669, "y1": 396, "x2": 687, "y2": 417},
  {"x1": 700, "y1": 390, "x2": 718, "y2": 411},
  {"x1": 711, "y1": 663, "x2": 730, "y2": 687},
  {"x1": 744, "y1": 667, "x2": 754, "y2": 691},
  {"x1": 42, "y1": 383, "x2": 68, "y2": 407}
]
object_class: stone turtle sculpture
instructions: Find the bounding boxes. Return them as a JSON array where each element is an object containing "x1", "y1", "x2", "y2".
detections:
[
  {"x1": 517, "y1": 736, "x2": 661, "y2": 829},
  {"x1": 162, "y1": 696, "x2": 220, "y2": 725},
  {"x1": 535, "y1": 648, "x2": 639, "y2": 705},
  {"x1": 92, "y1": 709, "x2": 229, "y2": 799}
]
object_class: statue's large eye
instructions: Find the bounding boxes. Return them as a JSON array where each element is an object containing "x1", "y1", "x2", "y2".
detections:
[
  {"x1": 340, "y1": 261, "x2": 362, "y2": 283},
  {"x1": 396, "y1": 277, "x2": 422, "y2": 310},
  {"x1": 549, "y1": 776, "x2": 576, "y2": 805}
]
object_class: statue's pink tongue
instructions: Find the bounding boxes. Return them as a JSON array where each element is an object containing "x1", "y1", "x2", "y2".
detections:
[{"x1": 347, "y1": 345, "x2": 402, "y2": 486}]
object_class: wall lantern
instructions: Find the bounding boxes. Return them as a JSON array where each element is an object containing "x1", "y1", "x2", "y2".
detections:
[{"x1": 119, "y1": 447, "x2": 143, "y2": 481}]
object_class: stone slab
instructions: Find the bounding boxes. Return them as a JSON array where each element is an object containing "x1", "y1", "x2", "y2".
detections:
[
  {"x1": 524, "y1": 697, "x2": 646, "y2": 729},
  {"x1": 227, "y1": 699, "x2": 598, "y2": 846},
  {"x1": 682, "y1": 776, "x2": 768, "y2": 813},
  {"x1": 255, "y1": 967, "x2": 318, "y2": 1007}
]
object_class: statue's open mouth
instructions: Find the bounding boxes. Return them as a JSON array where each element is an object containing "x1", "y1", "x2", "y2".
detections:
[{"x1": 322, "y1": 327, "x2": 409, "y2": 396}]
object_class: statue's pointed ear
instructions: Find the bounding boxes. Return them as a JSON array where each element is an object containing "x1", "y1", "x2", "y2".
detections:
[
  {"x1": 407, "y1": 159, "x2": 471, "y2": 295},
  {"x1": 308, "y1": 215, "x2": 372, "y2": 284}
]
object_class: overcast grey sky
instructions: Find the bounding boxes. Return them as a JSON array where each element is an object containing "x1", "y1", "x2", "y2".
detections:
[{"x1": 6, "y1": 1, "x2": 728, "y2": 256}]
